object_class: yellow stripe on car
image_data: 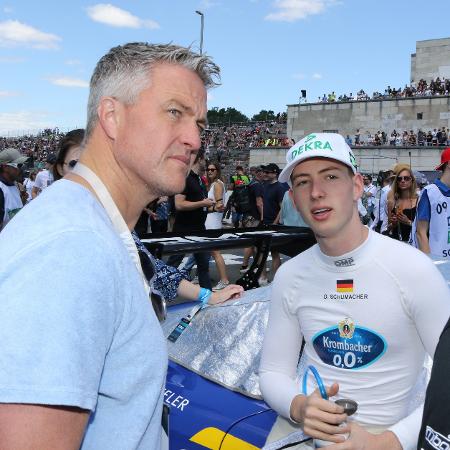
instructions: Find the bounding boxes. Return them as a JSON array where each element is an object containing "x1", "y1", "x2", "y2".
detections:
[{"x1": 190, "y1": 426, "x2": 260, "y2": 449}]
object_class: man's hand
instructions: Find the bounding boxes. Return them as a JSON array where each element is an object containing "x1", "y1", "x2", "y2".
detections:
[
  {"x1": 209, "y1": 285, "x2": 243, "y2": 304},
  {"x1": 326, "y1": 422, "x2": 402, "y2": 450},
  {"x1": 202, "y1": 198, "x2": 215, "y2": 208},
  {"x1": 290, "y1": 383, "x2": 348, "y2": 444}
]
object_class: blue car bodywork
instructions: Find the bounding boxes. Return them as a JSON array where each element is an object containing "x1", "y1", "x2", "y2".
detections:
[{"x1": 163, "y1": 297, "x2": 279, "y2": 450}]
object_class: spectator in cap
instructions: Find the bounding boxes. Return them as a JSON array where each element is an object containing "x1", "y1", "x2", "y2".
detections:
[
  {"x1": 260, "y1": 163, "x2": 288, "y2": 284},
  {"x1": 0, "y1": 148, "x2": 28, "y2": 230},
  {"x1": 414, "y1": 147, "x2": 450, "y2": 256},
  {"x1": 31, "y1": 153, "x2": 56, "y2": 198},
  {"x1": 228, "y1": 164, "x2": 250, "y2": 228},
  {"x1": 240, "y1": 165, "x2": 265, "y2": 273}
]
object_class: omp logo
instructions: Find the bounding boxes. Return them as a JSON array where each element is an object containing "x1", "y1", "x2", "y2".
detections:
[
  {"x1": 334, "y1": 257, "x2": 355, "y2": 267},
  {"x1": 425, "y1": 425, "x2": 450, "y2": 450}
]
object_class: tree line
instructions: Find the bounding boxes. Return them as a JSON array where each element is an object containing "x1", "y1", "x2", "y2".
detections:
[{"x1": 207, "y1": 107, "x2": 287, "y2": 125}]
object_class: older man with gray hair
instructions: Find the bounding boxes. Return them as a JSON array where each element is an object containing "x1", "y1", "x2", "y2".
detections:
[{"x1": 0, "y1": 42, "x2": 219, "y2": 449}]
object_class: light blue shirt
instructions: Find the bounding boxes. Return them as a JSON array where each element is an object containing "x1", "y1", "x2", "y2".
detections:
[
  {"x1": 280, "y1": 190, "x2": 309, "y2": 227},
  {"x1": 0, "y1": 180, "x2": 167, "y2": 449}
]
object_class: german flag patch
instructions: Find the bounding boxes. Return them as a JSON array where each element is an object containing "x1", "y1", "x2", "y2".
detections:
[{"x1": 336, "y1": 279, "x2": 353, "y2": 293}]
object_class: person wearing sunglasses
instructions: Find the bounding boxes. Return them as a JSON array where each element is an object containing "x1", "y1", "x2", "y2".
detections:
[
  {"x1": 205, "y1": 162, "x2": 230, "y2": 291},
  {"x1": 52, "y1": 129, "x2": 84, "y2": 181},
  {"x1": 387, "y1": 165, "x2": 418, "y2": 241}
]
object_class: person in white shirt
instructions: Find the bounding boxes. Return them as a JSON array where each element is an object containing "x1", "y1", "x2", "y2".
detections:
[
  {"x1": 371, "y1": 170, "x2": 394, "y2": 234},
  {"x1": 361, "y1": 174, "x2": 377, "y2": 225},
  {"x1": 23, "y1": 170, "x2": 37, "y2": 203},
  {"x1": 260, "y1": 133, "x2": 450, "y2": 450},
  {"x1": 32, "y1": 153, "x2": 56, "y2": 198}
]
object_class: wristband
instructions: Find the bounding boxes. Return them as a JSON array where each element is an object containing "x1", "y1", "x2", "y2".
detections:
[
  {"x1": 302, "y1": 365, "x2": 328, "y2": 400},
  {"x1": 198, "y1": 287, "x2": 212, "y2": 305}
]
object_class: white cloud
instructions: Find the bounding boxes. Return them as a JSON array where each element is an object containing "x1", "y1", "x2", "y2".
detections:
[
  {"x1": 65, "y1": 59, "x2": 81, "y2": 66},
  {"x1": 0, "y1": 90, "x2": 18, "y2": 97},
  {"x1": 265, "y1": 0, "x2": 336, "y2": 22},
  {"x1": 47, "y1": 77, "x2": 89, "y2": 88},
  {"x1": 0, "y1": 56, "x2": 25, "y2": 63},
  {"x1": 0, "y1": 111, "x2": 53, "y2": 136},
  {"x1": 86, "y1": 4, "x2": 159, "y2": 29},
  {"x1": 292, "y1": 72, "x2": 306, "y2": 80},
  {"x1": 199, "y1": 0, "x2": 217, "y2": 9},
  {"x1": 0, "y1": 20, "x2": 60, "y2": 49},
  {"x1": 312, "y1": 72, "x2": 323, "y2": 79}
]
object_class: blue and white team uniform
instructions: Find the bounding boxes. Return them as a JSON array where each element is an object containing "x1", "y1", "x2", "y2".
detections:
[{"x1": 413, "y1": 179, "x2": 450, "y2": 258}]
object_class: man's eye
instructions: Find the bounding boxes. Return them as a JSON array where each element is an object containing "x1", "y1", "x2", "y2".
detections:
[
  {"x1": 326, "y1": 174, "x2": 338, "y2": 180},
  {"x1": 294, "y1": 179, "x2": 308, "y2": 187},
  {"x1": 169, "y1": 109, "x2": 181, "y2": 117}
]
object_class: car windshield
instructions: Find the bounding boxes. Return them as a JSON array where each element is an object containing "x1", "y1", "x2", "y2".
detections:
[{"x1": 162, "y1": 286, "x2": 272, "y2": 399}]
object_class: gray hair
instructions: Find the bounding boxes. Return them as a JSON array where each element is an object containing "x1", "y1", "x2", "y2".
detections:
[{"x1": 85, "y1": 42, "x2": 221, "y2": 138}]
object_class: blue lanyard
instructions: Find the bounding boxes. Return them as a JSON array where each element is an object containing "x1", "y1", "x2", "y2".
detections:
[{"x1": 302, "y1": 365, "x2": 328, "y2": 400}]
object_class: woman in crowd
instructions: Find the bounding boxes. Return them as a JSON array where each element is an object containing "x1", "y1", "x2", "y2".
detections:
[
  {"x1": 205, "y1": 162, "x2": 230, "y2": 291},
  {"x1": 52, "y1": 128, "x2": 84, "y2": 180},
  {"x1": 387, "y1": 165, "x2": 418, "y2": 242}
]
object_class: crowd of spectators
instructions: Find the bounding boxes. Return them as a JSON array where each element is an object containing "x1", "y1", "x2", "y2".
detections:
[
  {"x1": 201, "y1": 121, "x2": 294, "y2": 152},
  {"x1": 318, "y1": 77, "x2": 450, "y2": 103},
  {"x1": 0, "y1": 128, "x2": 66, "y2": 167},
  {"x1": 1, "y1": 122, "x2": 449, "y2": 163},
  {"x1": 350, "y1": 127, "x2": 450, "y2": 147}
]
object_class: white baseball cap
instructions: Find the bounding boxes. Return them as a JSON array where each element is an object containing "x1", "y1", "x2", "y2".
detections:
[{"x1": 279, "y1": 133, "x2": 357, "y2": 185}]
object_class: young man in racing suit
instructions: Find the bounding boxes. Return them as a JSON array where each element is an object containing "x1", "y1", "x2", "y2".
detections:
[{"x1": 260, "y1": 133, "x2": 450, "y2": 450}]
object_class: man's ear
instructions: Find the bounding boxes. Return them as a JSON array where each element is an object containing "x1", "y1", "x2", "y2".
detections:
[
  {"x1": 97, "y1": 97, "x2": 120, "y2": 140},
  {"x1": 353, "y1": 173, "x2": 364, "y2": 201}
]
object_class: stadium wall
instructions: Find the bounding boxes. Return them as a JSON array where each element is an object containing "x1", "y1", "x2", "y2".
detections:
[
  {"x1": 286, "y1": 96, "x2": 450, "y2": 143},
  {"x1": 411, "y1": 38, "x2": 450, "y2": 83},
  {"x1": 249, "y1": 146, "x2": 444, "y2": 175}
]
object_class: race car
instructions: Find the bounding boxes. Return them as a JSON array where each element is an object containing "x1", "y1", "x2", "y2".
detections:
[{"x1": 161, "y1": 286, "x2": 309, "y2": 450}]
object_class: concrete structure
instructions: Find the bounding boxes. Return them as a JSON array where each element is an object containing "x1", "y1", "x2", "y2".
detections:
[
  {"x1": 286, "y1": 37, "x2": 450, "y2": 143},
  {"x1": 411, "y1": 38, "x2": 450, "y2": 83},
  {"x1": 250, "y1": 146, "x2": 444, "y2": 176},
  {"x1": 286, "y1": 96, "x2": 450, "y2": 143}
]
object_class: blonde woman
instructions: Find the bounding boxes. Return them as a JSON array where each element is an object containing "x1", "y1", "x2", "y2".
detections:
[
  {"x1": 205, "y1": 162, "x2": 230, "y2": 290},
  {"x1": 387, "y1": 165, "x2": 418, "y2": 241}
]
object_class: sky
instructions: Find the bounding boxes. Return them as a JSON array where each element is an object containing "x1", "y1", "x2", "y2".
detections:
[{"x1": 0, "y1": 0, "x2": 449, "y2": 136}]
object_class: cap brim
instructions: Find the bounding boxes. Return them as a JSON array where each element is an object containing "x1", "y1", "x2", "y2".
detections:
[
  {"x1": 14, "y1": 156, "x2": 29, "y2": 164},
  {"x1": 436, "y1": 162, "x2": 447, "y2": 171},
  {"x1": 278, "y1": 161, "x2": 296, "y2": 185}
]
